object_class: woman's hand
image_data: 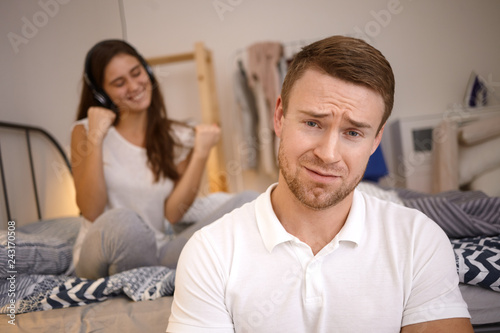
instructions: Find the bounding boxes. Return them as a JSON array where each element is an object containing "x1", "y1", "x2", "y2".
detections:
[
  {"x1": 192, "y1": 124, "x2": 220, "y2": 158},
  {"x1": 164, "y1": 124, "x2": 220, "y2": 224},
  {"x1": 87, "y1": 107, "x2": 117, "y2": 145}
]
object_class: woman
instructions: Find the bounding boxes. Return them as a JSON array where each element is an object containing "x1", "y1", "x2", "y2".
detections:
[{"x1": 71, "y1": 39, "x2": 256, "y2": 279}]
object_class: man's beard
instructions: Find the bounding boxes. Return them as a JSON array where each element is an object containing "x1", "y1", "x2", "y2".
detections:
[{"x1": 278, "y1": 144, "x2": 365, "y2": 210}]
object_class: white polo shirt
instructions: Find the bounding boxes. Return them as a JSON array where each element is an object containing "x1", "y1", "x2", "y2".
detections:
[{"x1": 167, "y1": 184, "x2": 470, "y2": 333}]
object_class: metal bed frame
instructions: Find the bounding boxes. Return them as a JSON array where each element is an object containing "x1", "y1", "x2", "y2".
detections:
[{"x1": 0, "y1": 121, "x2": 71, "y2": 222}]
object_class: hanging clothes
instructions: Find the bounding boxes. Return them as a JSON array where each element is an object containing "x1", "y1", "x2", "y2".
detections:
[
  {"x1": 253, "y1": 80, "x2": 278, "y2": 177},
  {"x1": 245, "y1": 42, "x2": 284, "y2": 177},
  {"x1": 246, "y1": 42, "x2": 284, "y2": 119},
  {"x1": 233, "y1": 60, "x2": 259, "y2": 170}
]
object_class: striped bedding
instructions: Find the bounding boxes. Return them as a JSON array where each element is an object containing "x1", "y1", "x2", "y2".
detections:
[
  {"x1": 395, "y1": 187, "x2": 500, "y2": 238},
  {"x1": 0, "y1": 266, "x2": 175, "y2": 314}
]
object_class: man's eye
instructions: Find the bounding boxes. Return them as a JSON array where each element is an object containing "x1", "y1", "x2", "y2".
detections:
[
  {"x1": 306, "y1": 121, "x2": 318, "y2": 127},
  {"x1": 347, "y1": 130, "x2": 360, "y2": 137}
]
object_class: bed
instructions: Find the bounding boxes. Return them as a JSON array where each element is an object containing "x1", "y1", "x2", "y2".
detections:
[
  {"x1": 0, "y1": 121, "x2": 175, "y2": 333},
  {"x1": 1, "y1": 120, "x2": 499, "y2": 333}
]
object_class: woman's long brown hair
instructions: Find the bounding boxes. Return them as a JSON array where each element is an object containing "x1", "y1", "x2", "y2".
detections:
[{"x1": 77, "y1": 39, "x2": 186, "y2": 182}]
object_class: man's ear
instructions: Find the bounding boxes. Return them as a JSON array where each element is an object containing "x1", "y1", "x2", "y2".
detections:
[
  {"x1": 274, "y1": 96, "x2": 285, "y2": 138},
  {"x1": 371, "y1": 123, "x2": 385, "y2": 155}
]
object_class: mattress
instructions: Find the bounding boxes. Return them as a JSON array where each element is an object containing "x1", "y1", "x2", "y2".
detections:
[
  {"x1": 0, "y1": 295, "x2": 173, "y2": 333},
  {"x1": 460, "y1": 283, "x2": 500, "y2": 326}
]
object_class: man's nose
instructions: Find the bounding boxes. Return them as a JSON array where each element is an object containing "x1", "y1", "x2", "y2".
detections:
[{"x1": 313, "y1": 131, "x2": 341, "y2": 164}]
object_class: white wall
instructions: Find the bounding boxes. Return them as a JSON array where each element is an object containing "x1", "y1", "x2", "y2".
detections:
[{"x1": 2, "y1": 0, "x2": 500, "y2": 194}]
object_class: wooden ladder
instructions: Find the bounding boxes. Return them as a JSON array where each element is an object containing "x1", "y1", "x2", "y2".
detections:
[{"x1": 147, "y1": 42, "x2": 228, "y2": 193}]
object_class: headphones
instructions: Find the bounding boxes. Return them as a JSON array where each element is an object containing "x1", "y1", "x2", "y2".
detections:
[{"x1": 83, "y1": 40, "x2": 155, "y2": 114}]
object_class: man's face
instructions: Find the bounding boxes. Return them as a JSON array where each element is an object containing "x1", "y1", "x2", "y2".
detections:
[{"x1": 274, "y1": 68, "x2": 385, "y2": 210}]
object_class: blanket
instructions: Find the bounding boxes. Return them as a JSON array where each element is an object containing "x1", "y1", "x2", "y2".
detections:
[
  {"x1": 451, "y1": 236, "x2": 500, "y2": 292},
  {"x1": 0, "y1": 266, "x2": 175, "y2": 314},
  {"x1": 395, "y1": 187, "x2": 500, "y2": 238}
]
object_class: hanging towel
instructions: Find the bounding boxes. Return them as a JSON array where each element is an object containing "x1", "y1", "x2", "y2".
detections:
[{"x1": 246, "y1": 42, "x2": 284, "y2": 118}]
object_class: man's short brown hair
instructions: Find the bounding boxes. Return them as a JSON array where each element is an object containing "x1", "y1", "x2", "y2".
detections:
[{"x1": 281, "y1": 36, "x2": 395, "y2": 132}]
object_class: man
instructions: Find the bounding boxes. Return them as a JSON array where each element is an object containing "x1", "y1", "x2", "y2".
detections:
[{"x1": 167, "y1": 36, "x2": 473, "y2": 332}]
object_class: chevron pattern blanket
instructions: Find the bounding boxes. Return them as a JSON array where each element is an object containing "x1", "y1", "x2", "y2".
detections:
[{"x1": 452, "y1": 236, "x2": 500, "y2": 292}]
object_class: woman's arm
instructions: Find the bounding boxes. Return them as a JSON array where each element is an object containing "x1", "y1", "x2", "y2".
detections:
[
  {"x1": 71, "y1": 107, "x2": 116, "y2": 222},
  {"x1": 164, "y1": 124, "x2": 220, "y2": 224}
]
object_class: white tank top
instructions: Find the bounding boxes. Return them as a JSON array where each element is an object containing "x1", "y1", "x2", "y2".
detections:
[{"x1": 72, "y1": 118, "x2": 194, "y2": 265}]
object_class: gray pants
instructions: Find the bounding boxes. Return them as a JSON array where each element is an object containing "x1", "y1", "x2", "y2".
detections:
[{"x1": 75, "y1": 191, "x2": 259, "y2": 279}]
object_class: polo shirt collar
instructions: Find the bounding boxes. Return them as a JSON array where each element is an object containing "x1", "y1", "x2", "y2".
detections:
[
  {"x1": 255, "y1": 183, "x2": 366, "y2": 253},
  {"x1": 338, "y1": 188, "x2": 365, "y2": 245},
  {"x1": 255, "y1": 184, "x2": 294, "y2": 252}
]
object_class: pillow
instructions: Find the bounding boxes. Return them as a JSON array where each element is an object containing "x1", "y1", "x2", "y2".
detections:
[
  {"x1": 458, "y1": 135, "x2": 500, "y2": 185},
  {"x1": 469, "y1": 165, "x2": 500, "y2": 197},
  {"x1": 0, "y1": 217, "x2": 81, "y2": 278},
  {"x1": 459, "y1": 114, "x2": 500, "y2": 146}
]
